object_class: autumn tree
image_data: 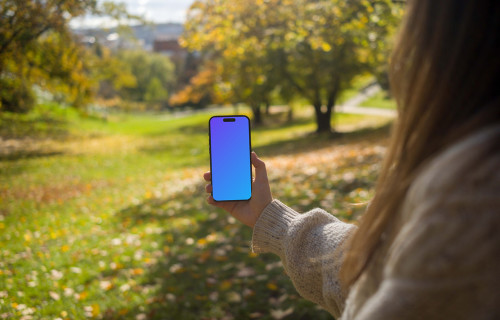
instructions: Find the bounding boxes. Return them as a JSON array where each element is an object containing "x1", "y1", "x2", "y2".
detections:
[
  {"x1": 91, "y1": 43, "x2": 137, "y2": 100},
  {"x1": 169, "y1": 62, "x2": 225, "y2": 108},
  {"x1": 280, "y1": 0, "x2": 401, "y2": 132},
  {"x1": 182, "y1": 0, "x2": 284, "y2": 125},
  {"x1": 0, "y1": 0, "x2": 140, "y2": 112},
  {"x1": 182, "y1": 0, "x2": 401, "y2": 131},
  {"x1": 117, "y1": 50, "x2": 175, "y2": 105}
]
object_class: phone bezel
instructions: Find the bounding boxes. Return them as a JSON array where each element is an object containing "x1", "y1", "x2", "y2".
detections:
[{"x1": 208, "y1": 115, "x2": 252, "y2": 202}]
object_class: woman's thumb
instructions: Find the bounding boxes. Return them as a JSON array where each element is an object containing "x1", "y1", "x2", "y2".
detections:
[{"x1": 251, "y1": 152, "x2": 268, "y2": 181}]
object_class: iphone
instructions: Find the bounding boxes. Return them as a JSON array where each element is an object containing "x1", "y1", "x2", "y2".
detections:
[{"x1": 208, "y1": 115, "x2": 252, "y2": 201}]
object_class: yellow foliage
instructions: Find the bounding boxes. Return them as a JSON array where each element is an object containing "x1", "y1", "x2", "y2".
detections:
[
  {"x1": 131, "y1": 268, "x2": 144, "y2": 275},
  {"x1": 197, "y1": 238, "x2": 208, "y2": 246},
  {"x1": 166, "y1": 234, "x2": 174, "y2": 243},
  {"x1": 321, "y1": 42, "x2": 332, "y2": 52},
  {"x1": 266, "y1": 282, "x2": 278, "y2": 290},
  {"x1": 92, "y1": 304, "x2": 100, "y2": 317},
  {"x1": 169, "y1": 63, "x2": 224, "y2": 107},
  {"x1": 219, "y1": 280, "x2": 232, "y2": 290}
]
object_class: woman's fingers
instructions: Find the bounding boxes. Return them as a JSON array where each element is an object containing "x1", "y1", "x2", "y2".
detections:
[
  {"x1": 205, "y1": 183, "x2": 212, "y2": 193},
  {"x1": 206, "y1": 195, "x2": 238, "y2": 215},
  {"x1": 206, "y1": 195, "x2": 215, "y2": 205},
  {"x1": 251, "y1": 152, "x2": 268, "y2": 182},
  {"x1": 203, "y1": 172, "x2": 212, "y2": 181}
]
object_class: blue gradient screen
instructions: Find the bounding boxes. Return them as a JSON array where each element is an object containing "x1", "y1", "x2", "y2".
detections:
[{"x1": 209, "y1": 116, "x2": 252, "y2": 201}]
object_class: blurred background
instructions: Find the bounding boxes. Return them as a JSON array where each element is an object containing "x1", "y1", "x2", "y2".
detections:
[{"x1": 0, "y1": 0, "x2": 403, "y2": 319}]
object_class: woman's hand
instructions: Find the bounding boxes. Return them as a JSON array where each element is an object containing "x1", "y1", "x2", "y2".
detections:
[{"x1": 203, "y1": 152, "x2": 273, "y2": 228}]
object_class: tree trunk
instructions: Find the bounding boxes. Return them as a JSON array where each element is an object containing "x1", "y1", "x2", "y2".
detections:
[
  {"x1": 287, "y1": 104, "x2": 293, "y2": 122},
  {"x1": 252, "y1": 104, "x2": 262, "y2": 126},
  {"x1": 265, "y1": 101, "x2": 270, "y2": 115},
  {"x1": 313, "y1": 103, "x2": 332, "y2": 133}
]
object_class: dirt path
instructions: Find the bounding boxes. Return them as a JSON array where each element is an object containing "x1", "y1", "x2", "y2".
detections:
[{"x1": 337, "y1": 83, "x2": 396, "y2": 117}]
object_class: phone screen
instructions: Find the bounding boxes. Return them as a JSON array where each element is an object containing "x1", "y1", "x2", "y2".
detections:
[{"x1": 209, "y1": 115, "x2": 252, "y2": 201}]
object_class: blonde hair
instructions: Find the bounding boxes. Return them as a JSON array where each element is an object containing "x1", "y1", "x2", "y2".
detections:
[{"x1": 340, "y1": 0, "x2": 500, "y2": 286}]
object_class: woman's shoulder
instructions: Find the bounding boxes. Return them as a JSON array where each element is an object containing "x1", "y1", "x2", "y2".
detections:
[
  {"x1": 404, "y1": 125, "x2": 500, "y2": 221},
  {"x1": 384, "y1": 125, "x2": 500, "y2": 280}
]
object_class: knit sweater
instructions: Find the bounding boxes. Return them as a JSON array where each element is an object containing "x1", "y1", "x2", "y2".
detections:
[{"x1": 251, "y1": 126, "x2": 500, "y2": 319}]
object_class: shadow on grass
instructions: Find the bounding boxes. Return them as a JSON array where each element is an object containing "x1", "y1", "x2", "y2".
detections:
[
  {"x1": 102, "y1": 131, "x2": 387, "y2": 319},
  {"x1": 0, "y1": 114, "x2": 69, "y2": 162},
  {"x1": 254, "y1": 122, "x2": 392, "y2": 158},
  {"x1": 0, "y1": 150, "x2": 63, "y2": 162},
  {"x1": 0, "y1": 116, "x2": 69, "y2": 140},
  {"x1": 103, "y1": 179, "x2": 334, "y2": 320},
  {"x1": 138, "y1": 118, "x2": 392, "y2": 164}
]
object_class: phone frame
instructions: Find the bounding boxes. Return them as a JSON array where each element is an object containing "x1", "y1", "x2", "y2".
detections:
[{"x1": 208, "y1": 115, "x2": 252, "y2": 202}]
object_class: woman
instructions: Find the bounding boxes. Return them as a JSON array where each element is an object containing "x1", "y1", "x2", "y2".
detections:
[{"x1": 204, "y1": 0, "x2": 500, "y2": 318}]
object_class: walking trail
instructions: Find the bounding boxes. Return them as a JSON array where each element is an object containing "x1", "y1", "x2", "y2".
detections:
[{"x1": 337, "y1": 83, "x2": 396, "y2": 117}]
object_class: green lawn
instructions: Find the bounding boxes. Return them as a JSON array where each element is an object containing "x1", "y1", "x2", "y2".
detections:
[
  {"x1": 359, "y1": 91, "x2": 397, "y2": 110},
  {"x1": 0, "y1": 105, "x2": 390, "y2": 319},
  {"x1": 337, "y1": 75, "x2": 375, "y2": 105}
]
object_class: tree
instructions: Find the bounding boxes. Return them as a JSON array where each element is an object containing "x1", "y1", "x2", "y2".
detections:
[
  {"x1": 277, "y1": 0, "x2": 401, "y2": 132},
  {"x1": 145, "y1": 77, "x2": 168, "y2": 105},
  {"x1": 182, "y1": 0, "x2": 284, "y2": 125},
  {"x1": 0, "y1": 0, "x2": 141, "y2": 112},
  {"x1": 92, "y1": 43, "x2": 137, "y2": 100},
  {"x1": 169, "y1": 62, "x2": 224, "y2": 108},
  {"x1": 183, "y1": 0, "x2": 401, "y2": 131},
  {"x1": 118, "y1": 50, "x2": 174, "y2": 105}
]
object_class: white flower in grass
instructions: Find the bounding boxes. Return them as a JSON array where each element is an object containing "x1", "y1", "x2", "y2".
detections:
[
  {"x1": 169, "y1": 263, "x2": 182, "y2": 273},
  {"x1": 136, "y1": 314, "x2": 146, "y2": 320},
  {"x1": 166, "y1": 293, "x2": 176, "y2": 302},
  {"x1": 119, "y1": 284, "x2": 130, "y2": 292},
  {"x1": 64, "y1": 287, "x2": 74, "y2": 297},
  {"x1": 50, "y1": 269, "x2": 63, "y2": 280},
  {"x1": 99, "y1": 280, "x2": 112, "y2": 290},
  {"x1": 21, "y1": 307, "x2": 34, "y2": 315},
  {"x1": 84, "y1": 306, "x2": 93, "y2": 317},
  {"x1": 49, "y1": 291, "x2": 60, "y2": 300},
  {"x1": 70, "y1": 267, "x2": 82, "y2": 274}
]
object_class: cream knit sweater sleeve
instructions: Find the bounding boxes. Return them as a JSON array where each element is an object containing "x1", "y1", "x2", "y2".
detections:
[
  {"x1": 252, "y1": 127, "x2": 499, "y2": 320},
  {"x1": 252, "y1": 199, "x2": 356, "y2": 317},
  {"x1": 346, "y1": 127, "x2": 500, "y2": 320}
]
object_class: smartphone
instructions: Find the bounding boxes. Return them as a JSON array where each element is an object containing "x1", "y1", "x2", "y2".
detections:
[{"x1": 209, "y1": 115, "x2": 252, "y2": 201}]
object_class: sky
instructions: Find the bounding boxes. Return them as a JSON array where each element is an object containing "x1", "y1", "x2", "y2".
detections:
[{"x1": 71, "y1": 0, "x2": 195, "y2": 29}]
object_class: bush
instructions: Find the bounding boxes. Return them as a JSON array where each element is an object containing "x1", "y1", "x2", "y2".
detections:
[{"x1": 0, "y1": 77, "x2": 36, "y2": 113}]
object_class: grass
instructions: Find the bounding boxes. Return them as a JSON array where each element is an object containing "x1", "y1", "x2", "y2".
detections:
[
  {"x1": 0, "y1": 104, "x2": 391, "y2": 319},
  {"x1": 359, "y1": 90, "x2": 397, "y2": 110},
  {"x1": 337, "y1": 74, "x2": 375, "y2": 105},
  {"x1": 279, "y1": 74, "x2": 374, "y2": 109}
]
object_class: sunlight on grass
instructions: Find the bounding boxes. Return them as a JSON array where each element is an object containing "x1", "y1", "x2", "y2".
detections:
[
  {"x1": 360, "y1": 91, "x2": 397, "y2": 109},
  {"x1": 337, "y1": 75, "x2": 375, "y2": 104},
  {"x1": 0, "y1": 108, "x2": 390, "y2": 319}
]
